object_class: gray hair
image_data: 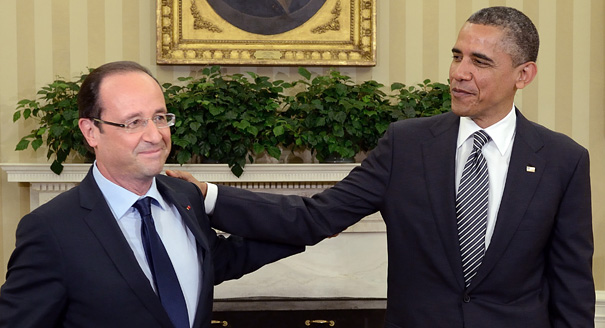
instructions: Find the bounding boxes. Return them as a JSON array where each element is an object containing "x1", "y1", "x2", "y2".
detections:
[{"x1": 468, "y1": 6, "x2": 539, "y2": 66}]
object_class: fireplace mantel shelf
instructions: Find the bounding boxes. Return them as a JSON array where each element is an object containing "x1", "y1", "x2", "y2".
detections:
[
  {"x1": 0, "y1": 163, "x2": 385, "y2": 233},
  {"x1": 0, "y1": 163, "x2": 360, "y2": 183}
]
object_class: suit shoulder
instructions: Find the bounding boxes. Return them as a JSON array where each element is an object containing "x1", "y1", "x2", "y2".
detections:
[
  {"x1": 18, "y1": 185, "x2": 86, "y2": 232},
  {"x1": 31, "y1": 185, "x2": 82, "y2": 214},
  {"x1": 529, "y1": 120, "x2": 588, "y2": 155},
  {"x1": 391, "y1": 112, "x2": 454, "y2": 129},
  {"x1": 387, "y1": 112, "x2": 457, "y2": 142},
  {"x1": 156, "y1": 174, "x2": 203, "y2": 198}
]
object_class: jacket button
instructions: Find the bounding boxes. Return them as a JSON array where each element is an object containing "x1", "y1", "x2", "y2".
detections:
[{"x1": 463, "y1": 294, "x2": 471, "y2": 303}]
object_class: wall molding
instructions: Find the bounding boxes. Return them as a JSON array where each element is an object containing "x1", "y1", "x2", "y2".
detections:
[{"x1": 0, "y1": 163, "x2": 384, "y2": 233}]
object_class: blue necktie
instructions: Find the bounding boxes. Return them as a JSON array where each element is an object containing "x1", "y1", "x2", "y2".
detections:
[
  {"x1": 456, "y1": 130, "x2": 490, "y2": 288},
  {"x1": 133, "y1": 197, "x2": 190, "y2": 328}
]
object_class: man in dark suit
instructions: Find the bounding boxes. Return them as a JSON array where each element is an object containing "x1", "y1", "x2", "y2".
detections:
[
  {"x1": 0, "y1": 61, "x2": 303, "y2": 328},
  {"x1": 171, "y1": 6, "x2": 595, "y2": 327}
]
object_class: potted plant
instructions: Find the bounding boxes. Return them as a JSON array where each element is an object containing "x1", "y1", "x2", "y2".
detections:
[
  {"x1": 164, "y1": 66, "x2": 290, "y2": 177},
  {"x1": 390, "y1": 79, "x2": 452, "y2": 118},
  {"x1": 13, "y1": 72, "x2": 91, "y2": 174},
  {"x1": 13, "y1": 66, "x2": 451, "y2": 177},
  {"x1": 284, "y1": 68, "x2": 396, "y2": 163}
]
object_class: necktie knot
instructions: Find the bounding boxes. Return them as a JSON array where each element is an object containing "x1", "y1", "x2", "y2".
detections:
[
  {"x1": 473, "y1": 130, "x2": 490, "y2": 150},
  {"x1": 133, "y1": 197, "x2": 153, "y2": 218}
]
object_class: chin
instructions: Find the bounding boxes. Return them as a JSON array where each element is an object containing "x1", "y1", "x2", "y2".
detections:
[
  {"x1": 451, "y1": 102, "x2": 475, "y2": 117},
  {"x1": 139, "y1": 160, "x2": 165, "y2": 176}
]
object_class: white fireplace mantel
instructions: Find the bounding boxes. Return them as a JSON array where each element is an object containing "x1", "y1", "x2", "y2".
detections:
[{"x1": 0, "y1": 163, "x2": 385, "y2": 233}]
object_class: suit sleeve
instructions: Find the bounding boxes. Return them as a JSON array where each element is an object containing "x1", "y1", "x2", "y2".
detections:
[
  {"x1": 210, "y1": 234, "x2": 304, "y2": 285},
  {"x1": 0, "y1": 213, "x2": 67, "y2": 328},
  {"x1": 210, "y1": 123, "x2": 397, "y2": 246},
  {"x1": 177, "y1": 177, "x2": 305, "y2": 285},
  {"x1": 546, "y1": 149, "x2": 595, "y2": 327}
]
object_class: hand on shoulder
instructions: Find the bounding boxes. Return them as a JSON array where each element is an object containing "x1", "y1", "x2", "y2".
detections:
[{"x1": 166, "y1": 170, "x2": 208, "y2": 197}]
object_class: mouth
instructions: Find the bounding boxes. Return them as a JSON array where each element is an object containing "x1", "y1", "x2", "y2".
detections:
[
  {"x1": 138, "y1": 148, "x2": 164, "y2": 157},
  {"x1": 450, "y1": 87, "x2": 475, "y2": 98}
]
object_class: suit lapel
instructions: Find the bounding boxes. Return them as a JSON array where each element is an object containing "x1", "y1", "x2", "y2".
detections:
[
  {"x1": 422, "y1": 113, "x2": 466, "y2": 288},
  {"x1": 78, "y1": 170, "x2": 174, "y2": 327},
  {"x1": 156, "y1": 176, "x2": 212, "y2": 327},
  {"x1": 156, "y1": 177, "x2": 211, "y2": 258},
  {"x1": 469, "y1": 110, "x2": 546, "y2": 290}
]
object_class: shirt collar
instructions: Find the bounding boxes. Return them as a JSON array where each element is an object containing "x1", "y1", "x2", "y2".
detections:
[
  {"x1": 92, "y1": 162, "x2": 165, "y2": 219},
  {"x1": 456, "y1": 105, "x2": 517, "y2": 156}
]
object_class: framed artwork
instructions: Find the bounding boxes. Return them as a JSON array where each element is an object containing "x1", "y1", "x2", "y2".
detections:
[{"x1": 156, "y1": 0, "x2": 376, "y2": 66}]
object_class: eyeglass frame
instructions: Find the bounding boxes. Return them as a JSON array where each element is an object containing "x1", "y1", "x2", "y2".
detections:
[{"x1": 90, "y1": 113, "x2": 176, "y2": 133}]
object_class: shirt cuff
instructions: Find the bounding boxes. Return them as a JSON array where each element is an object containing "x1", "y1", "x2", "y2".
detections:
[{"x1": 204, "y1": 182, "x2": 218, "y2": 215}]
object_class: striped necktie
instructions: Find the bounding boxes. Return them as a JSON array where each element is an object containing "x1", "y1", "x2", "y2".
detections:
[{"x1": 456, "y1": 130, "x2": 490, "y2": 288}]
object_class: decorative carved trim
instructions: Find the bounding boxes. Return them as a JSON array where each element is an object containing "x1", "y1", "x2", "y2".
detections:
[
  {"x1": 0, "y1": 163, "x2": 385, "y2": 232},
  {"x1": 156, "y1": 0, "x2": 376, "y2": 66},
  {"x1": 311, "y1": 0, "x2": 341, "y2": 34},
  {"x1": 190, "y1": 0, "x2": 222, "y2": 32}
]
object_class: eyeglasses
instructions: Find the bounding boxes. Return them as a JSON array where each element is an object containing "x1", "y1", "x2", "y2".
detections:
[{"x1": 92, "y1": 113, "x2": 176, "y2": 133}]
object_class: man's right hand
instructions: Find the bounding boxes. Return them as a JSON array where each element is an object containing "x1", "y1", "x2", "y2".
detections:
[{"x1": 166, "y1": 170, "x2": 208, "y2": 198}]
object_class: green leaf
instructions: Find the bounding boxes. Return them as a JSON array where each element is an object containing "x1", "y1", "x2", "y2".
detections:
[
  {"x1": 273, "y1": 125, "x2": 285, "y2": 137},
  {"x1": 209, "y1": 106, "x2": 224, "y2": 116},
  {"x1": 31, "y1": 138, "x2": 44, "y2": 150},
  {"x1": 176, "y1": 150, "x2": 192, "y2": 164},
  {"x1": 267, "y1": 146, "x2": 281, "y2": 159},
  {"x1": 298, "y1": 67, "x2": 312, "y2": 80},
  {"x1": 252, "y1": 143, "x2": 264, "y2": 154},
  {"x1": 189, "y1": 122, "x2": 202, "y2": 132},
  {"x1": 233, "y1": 120, "x2": 250, "y2": 130},
  {"x1": 50, "y1": 160, "x2": 64, "y2": 175},
  {"x1": 247, "y1": 125, "x2": 259, "y2": 136},
  {"x1": 15, "y1": 139, "x2": 30, "y2": 151}
]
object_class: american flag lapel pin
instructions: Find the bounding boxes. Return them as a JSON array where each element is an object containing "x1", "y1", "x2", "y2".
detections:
[
  {"x1": 526, "y1": 165, "x2": 536, "y2": 173},
  {"x1": 186, "y1": 205, "x2": 191, "y2": 210}
]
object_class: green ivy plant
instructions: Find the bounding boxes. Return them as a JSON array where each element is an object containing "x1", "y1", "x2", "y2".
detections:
[
  {"x1": 13, "y1": 73, "x2": 91, "y2": 174},
  {"x1": 285, "y1": 68, "x2": 396, "y2": 162},
  {"x1": 391, "y1": 79, "x2": 452, "y2": 119},
  {"x1": 12, "y1": 67, "x2": 451, "y2": 177},
  {"x1": 164, "y1": 66, "x2": 290, "y2": 177}
]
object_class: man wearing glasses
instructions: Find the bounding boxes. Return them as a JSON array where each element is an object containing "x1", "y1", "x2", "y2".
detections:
[{"x1": 0, "y1": 61, "x2": 303, "y2": 328}]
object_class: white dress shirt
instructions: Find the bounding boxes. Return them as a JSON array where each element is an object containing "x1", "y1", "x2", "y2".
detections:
[
  {"x1": 205, "y1": 106, "x2": 518, "y2": 250},
  {"x1": 93, "y1": 164, "x2": 201, "y2": 327},
  {"x1": 455, "y1": 106, "x2": 516, "y2": 248}
]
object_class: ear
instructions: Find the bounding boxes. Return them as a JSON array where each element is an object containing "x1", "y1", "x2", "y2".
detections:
[
  {"x1": 515, "y1": 62, "x2": 537, "y2": 89},
  {"x1": 79, "y1": 118, "x2": 99, "y2": 148}
]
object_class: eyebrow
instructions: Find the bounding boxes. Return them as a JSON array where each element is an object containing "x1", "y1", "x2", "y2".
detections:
[
  {"x1": 119, "y1": 108, "x2": 167, "y2": 121},
  {"x1": 451, "y1": 48, "x2": 495, "y2": 64}
]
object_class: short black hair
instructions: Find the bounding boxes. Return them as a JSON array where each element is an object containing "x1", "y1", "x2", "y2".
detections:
[
  {"x1": 467, "y1": 6, "x2": 539, "y2": 66},
  {"x1": 77, "y1": 61, "x2": 160, "y2": 122}
]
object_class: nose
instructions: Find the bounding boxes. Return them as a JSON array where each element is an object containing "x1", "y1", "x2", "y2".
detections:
[
  {"x1": 141, "y1": 120, "x2": 165, "y2": 143},
  {"x1": 450, "y1": 59, "x2": 473, "y2": 81}
]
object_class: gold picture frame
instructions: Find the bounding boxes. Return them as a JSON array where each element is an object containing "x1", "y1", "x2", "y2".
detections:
[{"x1": 156, "y1": 0, "x2": 376, "y2": 66}]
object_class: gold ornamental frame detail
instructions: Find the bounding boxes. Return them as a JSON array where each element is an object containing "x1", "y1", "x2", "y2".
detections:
[{"x1": 156, "y1": 0, "x2": 376, "y2": 66}]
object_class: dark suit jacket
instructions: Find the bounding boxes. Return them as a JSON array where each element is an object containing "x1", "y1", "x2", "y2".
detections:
[
  {"x1": 0, "y1": 170, "x2": 303, "y2": 328},
  {"x1": 210, "y1": 110, "x2": 594, "y2": 328}
]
